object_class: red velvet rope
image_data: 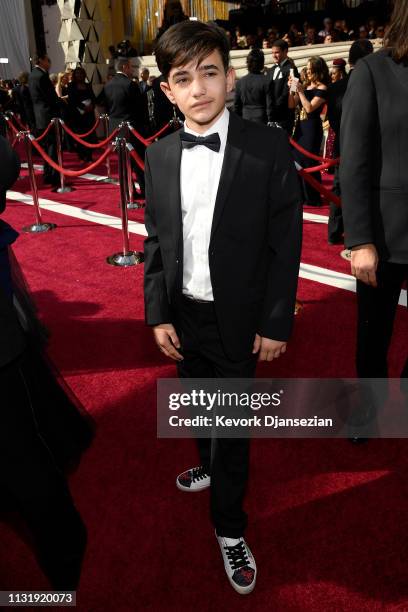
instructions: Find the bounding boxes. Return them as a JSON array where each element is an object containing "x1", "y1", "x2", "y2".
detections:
[
  {"x1": 290, "y1": 137, "x2": 340, "y2": 165},
  {"x1": 302, "y1": 159, "x2": 339, "y2": 173},
  {"x1": 74, "y1": 117, "x2": 100, "y2": 138},
  {"x1": 128, "y1": 126, "x2": 149, "y2": 147},
  {"x1": 128, "y1": 147, "x2": 145, "y2": 171},
  {"x1": 128, "y1": 122, "x2": 171, "y2": 147},
  {"x1": 10, "y1": 113, "x2": 28, "y2": 131},
  {"x1": 31, "y1": 138, "x2": 113, "y2": 177},
  {"x1": 60, "y1": 121, "x2": 119, "y2": 148},
  {"x1": 298, "y1": 168, "x2": 341, "y2": 207},
  {"x1": 5, "y1": 118, "x2": 20, "y2": 135},
  {"x1": 34, "y1": 121, "x2": 54, "y2": 142},
  {"x1": 146, "y1": 121, "x2": 171, "y2": 141}
]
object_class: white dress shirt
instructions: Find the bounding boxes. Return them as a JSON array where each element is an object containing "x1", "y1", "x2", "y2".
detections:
[
  {"x1": 180, "y1": 106, "x2": 229, "y2": 301},
  {"x1": 272, "y1": 57, "x2": 290, "y2": 80}
]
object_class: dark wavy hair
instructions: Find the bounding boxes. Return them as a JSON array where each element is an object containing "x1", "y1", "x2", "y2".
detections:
[
  {"x1": 384, "y1": 0, "x2": 408, "y2": 62},
  {"x1": 155, "y1": 20, "x2": 230, "y2": 80},
  {"x1": 247, "y1": 49, "x2": 264, "y2": 74},
  {"x1": 307, "y1": 56, "x2": 330, "y2": 86}
]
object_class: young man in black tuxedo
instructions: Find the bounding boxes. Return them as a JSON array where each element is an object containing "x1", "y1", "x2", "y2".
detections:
[{"x1": 144, "y1": 21, "x2": 302, "y2": 594}]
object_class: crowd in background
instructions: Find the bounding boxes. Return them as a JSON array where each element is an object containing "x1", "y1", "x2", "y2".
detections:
[
  {"x1": 227, "y1": 15, "x2": 385, "y2": 51},
  {"x1": 0, "y1": 4, "x2": 388, "y2": 206}
]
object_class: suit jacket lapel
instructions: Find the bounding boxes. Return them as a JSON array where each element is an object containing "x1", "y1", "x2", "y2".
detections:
[
  {"x1": 210, "y1": 112, "x2": 245, "y2": 243},
  {"x1": 164, "y1": 134, "x2": 182, "y2": 254}
]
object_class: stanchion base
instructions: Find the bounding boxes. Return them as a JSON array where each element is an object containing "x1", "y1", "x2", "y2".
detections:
[
  {"x1": 106, "y1": 251, "x2": 144, "y2": 267},
  {"x1": 54, "y1": 186, "x2": 74, "y2": 193},
  {"x1": 22, "y1": 222, "x2": 57, "y2": 233},
  {"x1": 127, "y1": 200, "x2": 145, "y2": 210}
]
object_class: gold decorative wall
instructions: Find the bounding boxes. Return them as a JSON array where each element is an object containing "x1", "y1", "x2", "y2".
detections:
[{"x1": 129, "y1": 0, "x2": 239, "y2": 52}]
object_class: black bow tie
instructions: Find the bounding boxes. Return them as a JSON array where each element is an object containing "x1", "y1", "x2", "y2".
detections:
[{"x1": 180, "y1": 131, "x2": 221, "y2": 152}]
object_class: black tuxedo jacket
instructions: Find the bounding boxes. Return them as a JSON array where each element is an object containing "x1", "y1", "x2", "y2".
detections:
[
  {"x1": 327, "y1": 72, "x2": 350, "y2": 157},
  {"x1": 267, "y1": 59, "x2": 299, "y2": 123},
  {"x1": 144, "y1": 110, "x2": 302, "y2": 361},
  {"x1": 104, "y1": 73, "x2": 147, "y2": 132},
  {"x1": 28, "y1": 67, "x2": 60, "y2": 130},
  {"x1": 233, "y1": 73, "x2": 269, "y2": 124},
  {"x1": 340, "y1": 50, "x2": 408, "y2": 263}
]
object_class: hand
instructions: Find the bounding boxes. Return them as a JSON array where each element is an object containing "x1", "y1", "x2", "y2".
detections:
[
  {"x1": 350, "y1": 243, "x2": 378, "y2": 287},
  {"x1": 296, "y1": 81, "x2": 304, "y2": 94},
  {"x1": 252, "y1": 334, "x2": 287, "y2": 361},
  {"x1": 153, "y1": 324, "x2": 183, "y2": 361}
]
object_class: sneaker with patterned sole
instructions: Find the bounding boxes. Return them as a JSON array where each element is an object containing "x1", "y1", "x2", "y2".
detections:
[
  {"x1": 176, "y1": 466, "x2": 211, "y2": 492},
  {"x1": 216, "y1": 532, "x2": 257, "y2": 594}
]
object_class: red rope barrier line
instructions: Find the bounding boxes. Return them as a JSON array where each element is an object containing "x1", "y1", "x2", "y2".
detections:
[
  {"x1": 298, "y1": 168, "x2": 341, "y2": 207},
  {"x1": 5, "y1": 118, "x2": 20, "y2": 135},
  {"x1": 302, "y1": 159, "x2": 339, "y2": 173},
  {"x1": 9, "y1": 113, "x2": 28, "y2": 131},
  {"x1": 290, "y1": 137, "x2": 340, "y2": 165},
  {"x1": 60, "y1": 121, "x2": 119, "y2": 148},
  {"x1": 128, "y1": 122, "x2": 171, "y2": 147},
  {"x1": 31, "y1": 137, "x2": 114, "y2": 177},
  {"x1": 128, "y1": 147, "x2": 145, "y2": 171},
  {"x1": 128, "y1": 126, "x2": 149, "y2": 147},
  {"x1": 34, "y1": 121, "x2": 54, "y2": 142},
  {"x1": 74, "y1": 117, "x2": 100, "y2": 138},
  {"x1": 146, "y1": 121, "x2": 171, "y2": 142}
]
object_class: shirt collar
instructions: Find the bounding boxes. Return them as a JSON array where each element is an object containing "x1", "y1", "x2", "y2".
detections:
[{"x1": 184, "y1": 106, "x2": 229, "y2": 151}]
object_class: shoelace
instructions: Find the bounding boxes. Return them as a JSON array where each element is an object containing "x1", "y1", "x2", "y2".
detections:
[
  {"x1": 225, "y1": 540, "x2": 250, "y2": 571},
  {"x1": 191, "y1": 466, "x2": 209, "y2": 482}
]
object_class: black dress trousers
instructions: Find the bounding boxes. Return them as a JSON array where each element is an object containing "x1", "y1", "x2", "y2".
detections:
[
  {"x1": 356, "y1": 261, "x2": 408, "y2": 378},
  {"x1": 176, "y1": 296, "x2": 257, "y2": 538}
]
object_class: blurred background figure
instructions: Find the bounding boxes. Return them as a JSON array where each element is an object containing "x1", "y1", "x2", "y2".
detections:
[
  {"x1": 12, "y1": 72, "x2": 35, "y2": 130},
  {"x1": 67, "y1": 66, "x2": 97, "y2": 163},
  {"x1": 233, "y1": 49, "x2": 268, "y2": 124},
  {"x1": 330, "y1": 58, "x2": 347, "y2": 83},
  {"x1": 156, "y1": 1, "x2": 188, "y2": 41}
]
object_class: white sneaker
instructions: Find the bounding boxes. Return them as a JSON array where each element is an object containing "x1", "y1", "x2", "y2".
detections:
[
  {"x1": 216, "y1": 532, "x2": 257, "y2": 594},
  {"x1": 176, "y1": 466, "x2": 211, "y2": 492}
]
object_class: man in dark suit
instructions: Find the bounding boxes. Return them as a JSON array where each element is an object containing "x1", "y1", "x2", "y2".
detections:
[
  {"x1": 340, "y1": 0, "x2": 408, "y2": 381},
  {"x1": 103, "y1": 57, "x2": 147, "y2": 134},
  {"x1": 144, "y1": 21, "x2": 302, "y2": 595},
  {"x1": 327, "y1": 40, "x2": 374, "y2": 245},
  {"x1": 139, "y1": 68, "x2": 151, "y2": 94},
  {"x1": 28, "y1": 53, "x2": 60, "y2": 185},
  {"x1": 266, "y1": 39, "x2": 299, "y2": 133},
  {"x1": 104, "y1": 57, "x2": 148, "y2": 194}
]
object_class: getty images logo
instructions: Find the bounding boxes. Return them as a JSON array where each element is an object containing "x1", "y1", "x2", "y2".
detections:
[{"x1": 168, "y1": 389, "x2": 283, "y2": 411}]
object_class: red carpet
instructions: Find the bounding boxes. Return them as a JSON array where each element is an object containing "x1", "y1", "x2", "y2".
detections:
[{"x1": 1, "y1": 150, "x2": 408, "y2": 611}]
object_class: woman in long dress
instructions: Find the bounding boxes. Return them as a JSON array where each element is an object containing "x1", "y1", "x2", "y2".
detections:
[{"x1": 289, "y1": 56, "x2": 330, "y2": 206}]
